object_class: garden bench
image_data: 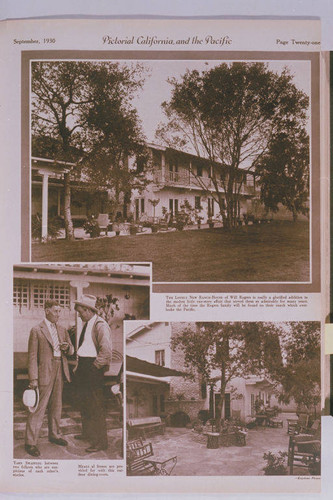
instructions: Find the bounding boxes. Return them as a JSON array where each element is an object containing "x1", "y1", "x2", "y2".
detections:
[{"x1": 127, "y1": 416, "x2": 166, "y2": 439}]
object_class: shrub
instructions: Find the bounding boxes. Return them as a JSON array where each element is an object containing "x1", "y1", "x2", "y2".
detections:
[
  {"x1": 263, "y1": 451, "x2": 288, "y2": 475},
  {"x1": 31, "y1": 213, "x2": 62, "y2": 241},
  {"x1": 198, "y1": 410, "x2": 210, "y2": 424},
  {"x1": 83, "y1": 215, "x2": 100, "y2": 238}
]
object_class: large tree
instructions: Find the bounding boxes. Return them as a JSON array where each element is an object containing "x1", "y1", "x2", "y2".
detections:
[
  {"x1": 81, "y1": 64, "x2": 151, "y2": 219},
  {"x1": 156, "y1": 62, "x2": 309, "y2": 227},
  {"x1": 171, "y1": 322, "x2": 283, "y2": 430},
  {"x1": 276, "y1": 322, "x2": 321, "y2": 414},
  {"x1": 256, "y1": 127, "x2": 309, "y2": 221},
  {"x1": 32, "y1": 61, "x2": 147, "y2": 239}
]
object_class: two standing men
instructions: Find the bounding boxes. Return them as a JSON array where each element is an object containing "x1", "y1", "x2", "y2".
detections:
[{"x1": 25, "y1": 295, "x2": 112, "y2": 457}]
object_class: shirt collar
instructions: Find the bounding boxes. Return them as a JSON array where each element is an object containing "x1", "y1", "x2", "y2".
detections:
[
  {"x1": 45, "y1": 318, "x2": 56, "y2": 330},
  {"x1": 86, "y1": 314, "x2": 97, "y2": 327}
]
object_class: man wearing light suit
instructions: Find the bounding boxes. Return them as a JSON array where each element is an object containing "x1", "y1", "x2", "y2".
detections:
[{"x1": 25, "y1": 299, "x2": 74, "y2": 457}]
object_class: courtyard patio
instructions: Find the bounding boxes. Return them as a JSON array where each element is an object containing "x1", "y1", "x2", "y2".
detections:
[{"x1": 131, "y1": 413, "x2": 316, "y2": 476}]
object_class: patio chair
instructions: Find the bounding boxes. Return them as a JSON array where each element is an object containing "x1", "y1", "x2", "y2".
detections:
[
  {"x1": 97, "y1": 213, "x2": 110, "y2": 235},
  {"x1": 159, "y1": 213, "x2": 171, "y2": 232},
  {"x1": 127, "y1": 438, "x2": 145, "y2": 452},
  {"x1": 288, "y1": 434, "x2": 321, "y2": 475}
]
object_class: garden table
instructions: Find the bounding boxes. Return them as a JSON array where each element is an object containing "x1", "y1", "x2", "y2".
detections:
[{"x1": 144, "y1": 455, "x2": 177, "y2": 475}]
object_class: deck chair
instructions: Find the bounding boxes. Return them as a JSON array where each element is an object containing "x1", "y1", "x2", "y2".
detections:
[{"x1": 97, "y1": 214, "x2": 110, "y2": 235}]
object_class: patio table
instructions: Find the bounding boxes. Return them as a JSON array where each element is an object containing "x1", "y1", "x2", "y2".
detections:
[
  {"x1": 255, "y1": 414, "x2": 269, "y2": 427},
  {"x1": 143, "y1": 455, "x2": 177, "y2": 475}
]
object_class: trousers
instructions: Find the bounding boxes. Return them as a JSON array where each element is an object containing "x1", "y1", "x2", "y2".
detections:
[
  {"x1": 75, "y1": 357, "x2": 108, "y2": 447},
  {"x1": 25, "y1": 359, "x2": 63, "y2": 446}
]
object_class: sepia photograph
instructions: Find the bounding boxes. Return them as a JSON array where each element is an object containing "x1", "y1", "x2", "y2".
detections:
[
  {"x1": 125, "y1": 321, "x2": 321, "y2": 476},
  {"x1": 28, "y1": 56, "x2": 314, "y2": 283},
  {"x1": 13, "y1": 263, "x2": 150, "y2": 460}
]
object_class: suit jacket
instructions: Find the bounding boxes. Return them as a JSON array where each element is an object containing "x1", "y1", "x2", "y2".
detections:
[
  {"x1": 28, "y1": 320, "x2": 74, "y2": 385},
  {"x1": 90, "y1": 316, "x2": 112, "y2": 370}
]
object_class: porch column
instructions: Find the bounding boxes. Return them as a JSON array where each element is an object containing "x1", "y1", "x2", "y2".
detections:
[
  {"x1": 57, "y1": 188, "x2": 61, "y2": 216},
  {"x1": 161, "y1": 151, "x2": 166, "y2": 182},
  {"x1": 70, "y1": 280, "x2": 90, "y2": 350},
  {"x1": 41, "y1": 172, "x2": 49, "y2": 239},
  {"x1": 209, "y1": 385, "x2": 214, "y2": 419}
]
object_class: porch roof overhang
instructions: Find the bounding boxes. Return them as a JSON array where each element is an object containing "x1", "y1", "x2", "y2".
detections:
[
  {"x1": 245, "y1": 378, "x2": 273, "y2": 389},
  {"x1": 13, "y1": 264, "x2": 150, "y2": 287},
  {"x1": 126, "y1": 355, "x2": 186, "y2": 377}
]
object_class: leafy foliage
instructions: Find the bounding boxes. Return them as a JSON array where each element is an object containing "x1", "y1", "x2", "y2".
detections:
[
  {"x1": 257, "y1": 128, "x2": 309, "y2": 220},
  {"x1": 263, "y1": 451, "x2": 288, "y2": 475},
  {"x1": 171, "y1": 322, "x2": 283, "y2": 429},
  {"x1": 31, "y1": 61, "x2": 148, "y2": 237},
  {"x1": 276, "y1": 322, "x2": 320, "y2": 412}
]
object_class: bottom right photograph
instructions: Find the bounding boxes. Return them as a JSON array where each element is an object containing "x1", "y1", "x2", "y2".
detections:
[{"x1": 125, "y1": 321, "x2": 321, "y2": 477}]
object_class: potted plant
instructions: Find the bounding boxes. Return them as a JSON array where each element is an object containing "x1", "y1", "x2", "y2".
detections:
[
  {"x1": 207, "y1": 217, "x2": 214, "y2": 229},
  {"x1": 196, "y1": 215, "x2": 203, "y2": 229},
  {"x1": 129, "y1": 223, "x2": 137, "y2": 235}
]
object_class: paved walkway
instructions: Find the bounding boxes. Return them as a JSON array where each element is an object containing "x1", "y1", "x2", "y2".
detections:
[{"x1": 146, "y1": 413, "x2": 304, "y2": 476}]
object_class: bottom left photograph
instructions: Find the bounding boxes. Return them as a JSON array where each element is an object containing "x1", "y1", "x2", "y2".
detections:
[{"x1": 13, "y1": 262, "x2": 150, "y2": 460}]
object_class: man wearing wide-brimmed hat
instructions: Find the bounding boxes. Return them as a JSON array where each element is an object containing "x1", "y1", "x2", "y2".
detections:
[
  {"x1": 74, "y1": 294, "x2": 112, "y2": 453},
  {"x1": 25, "y1": 299, "x2": 74, "y2": 457}
]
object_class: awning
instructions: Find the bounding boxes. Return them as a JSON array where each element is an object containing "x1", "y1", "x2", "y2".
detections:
[{"x1": 126, "y1": 355, "x2": 186, "y2": 377}]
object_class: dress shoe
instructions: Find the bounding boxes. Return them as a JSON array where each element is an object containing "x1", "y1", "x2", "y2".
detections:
[
  {"x1": 25, "y1": 444, "x2": 41, "y2": 457},
  {"x1": 74, "y1": 435, "x2": 89, "y2": 441},
  {"x1": 49, "y1": 437, "x2": 68, "y2": 446},
  {"x1": 85, "y1": 444, "x2": 108, "y2": 453}
]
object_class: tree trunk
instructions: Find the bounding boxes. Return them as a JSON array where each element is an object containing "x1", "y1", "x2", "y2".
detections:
[
  {"x1": 216, "y1": 361, "x2": 226, "y2": 432},
  {"x1": 63, "y1": 173, "x2": 74, "y2": 240}
]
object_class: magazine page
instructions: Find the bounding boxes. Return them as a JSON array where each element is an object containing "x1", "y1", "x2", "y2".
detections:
[{"x1": 0, "y1": 17, "x2": 328, "y2": 494}]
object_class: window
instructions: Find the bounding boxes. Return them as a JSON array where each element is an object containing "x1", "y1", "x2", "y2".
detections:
[
  {"x1": 200, "y1": 381, "x2": 207, "y2": 399},
  {"x1": 13, "y1": 281, "x2": 29, "y2": 308},
  {"x1": 155, "y1": 349, "x2": 165, "y2": 366},
  {"x1": 140, "y1": 198, "x2": 145, "y2": 213},
  {"x1": 196, "y1": 164, "x2": 203, "y2": 177},
  {"x1": 13, "y1": 279, "x2": 70, "y2": 310},
  {"x1": 195, "y1": 196, "x2": 201, "y2": 210},
  {"x1": 174, "y1": 199, "x2": 179, "y2": 214},
  {"x1": 33, "y1": 283, "x2": 70, "y2": 309}
]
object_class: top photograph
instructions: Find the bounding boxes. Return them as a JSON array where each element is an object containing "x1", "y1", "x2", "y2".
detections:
[{"x1": 26, "y1": 52, "x2": 319, "y2": 286}]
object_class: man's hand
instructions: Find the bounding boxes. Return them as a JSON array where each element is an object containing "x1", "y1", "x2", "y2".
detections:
[
  {"x1": 29, "y1": 380, "x2": 38, "y2": 389},
  {"x1": 60, "y1": 342, "x2": 69, "y2": 352}
]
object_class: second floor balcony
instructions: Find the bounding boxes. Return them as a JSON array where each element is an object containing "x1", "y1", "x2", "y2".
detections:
[{"x1": 152, "y1": 169, "x2": 259, "y2": 196}]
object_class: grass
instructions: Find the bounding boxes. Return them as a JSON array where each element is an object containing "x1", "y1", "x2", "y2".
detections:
[{"x1": 32, "y1": 221, "x2": 309, "y2": 282}]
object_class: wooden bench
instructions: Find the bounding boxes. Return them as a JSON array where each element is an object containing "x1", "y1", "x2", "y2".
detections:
[{"x1": 127, "y1": 416, "x2": 166, "y2": 439}]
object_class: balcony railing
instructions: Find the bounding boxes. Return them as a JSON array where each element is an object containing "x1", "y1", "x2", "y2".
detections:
[{"x1": 153, "y1": 170, "x2": 258, "y2": 195}]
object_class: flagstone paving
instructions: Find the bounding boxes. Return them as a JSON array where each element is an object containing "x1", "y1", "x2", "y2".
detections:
[{"x1": 145, "y1": 413, "x2": 310, "y2": 476}]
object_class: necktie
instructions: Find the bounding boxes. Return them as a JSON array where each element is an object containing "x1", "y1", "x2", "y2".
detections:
[
  {"x1": 50, "y1": 323, "x2": 60, "y2": 352},
  {"x1": 78, "y1": 322, "x2": 87, "y2": 349}
]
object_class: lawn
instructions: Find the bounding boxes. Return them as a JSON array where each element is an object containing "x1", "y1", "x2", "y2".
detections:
[{"x1": 32, "y1": 221, "x2": 309, "y2": 282}]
